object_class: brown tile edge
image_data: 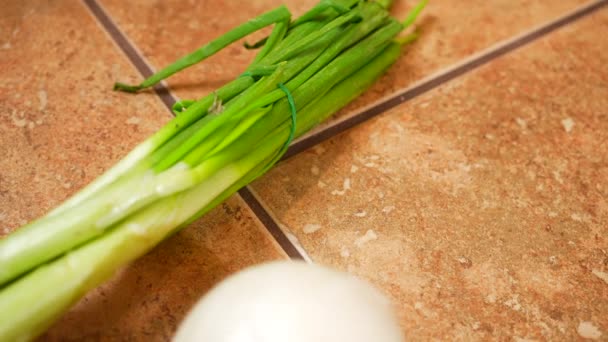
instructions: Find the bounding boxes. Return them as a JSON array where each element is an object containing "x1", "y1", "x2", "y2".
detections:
[
  {"x1": 81, "y1": 0, "x2": 178, "y2": 109},
  {"x1": 282, "y1": 0, "x2": 608, "y2": 160},
  {"x1": 239, "y1": 187, "x2": 307, "y2": 261}
]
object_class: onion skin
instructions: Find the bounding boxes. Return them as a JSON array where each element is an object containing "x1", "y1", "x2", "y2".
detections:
[{"x1": 174, "y1": 261, "x2": 404, "y2": 342}]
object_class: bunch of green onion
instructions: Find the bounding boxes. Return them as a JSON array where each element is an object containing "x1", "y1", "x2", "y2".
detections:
[{"x1": 0, "y1": 0, "x2": 426, "y2": 339}]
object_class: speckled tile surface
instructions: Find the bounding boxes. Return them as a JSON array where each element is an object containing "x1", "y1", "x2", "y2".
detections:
[
  {"x1": 99, "y1": 0, "x2": 588, "y2": 118},
  {"x1": 0, "y1": 1, "x2": 285, "y2": 340},
  {"x1": 251, "y1": 8, "x2": 608, "y2": 341},
  {"x1": 0, "y1": 0, "x2": 169, "y2": 232}
]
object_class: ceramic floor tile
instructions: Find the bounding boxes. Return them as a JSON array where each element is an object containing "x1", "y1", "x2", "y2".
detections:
[
  {"x1": 251, "y1": 8, "x2": 608, "y2": 340},
  {"x1": 0, "y1": 1, "x2": 286, "y2": 340},
  {"x1": 42, "y1": 195, "x2": 286, "y2": 341},
  {"x1": 100, "y1": 0, "x2": 587, "y2": 120},
  {"x1": 0, "y1": 0, "x2": 169, "y2": 231}
]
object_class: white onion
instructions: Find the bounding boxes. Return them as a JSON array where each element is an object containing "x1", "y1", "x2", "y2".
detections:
[{"x1": 174, "y1": 261, "x2": 403, "y2": 342}]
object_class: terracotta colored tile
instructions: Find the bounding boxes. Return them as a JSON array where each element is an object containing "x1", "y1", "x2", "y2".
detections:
[
  {"x1": 251, "y1": 9, "x2": 608, "y2": 340},
  {"x1": 0, "y1": 1, "x2": 169, "y2": 232},
  {"x1": 0, "y1": 1, "x2": 286, "y2": 340},
  {"x1": 99, "y1": 0, "x2": 587, "y2": 119},
  {"x1": 42, "y1": 195, "x2": 286, "y2": 341}
]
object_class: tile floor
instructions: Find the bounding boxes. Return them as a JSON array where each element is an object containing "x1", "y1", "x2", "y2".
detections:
[{"x1": 1, "y1": 0, "x2": 607, "y2": 340}]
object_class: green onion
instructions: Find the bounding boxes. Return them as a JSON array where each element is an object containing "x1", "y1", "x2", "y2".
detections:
[
  {"x1": 0, "y1": 0, "x2": 426, "y2": 340},
  {"x1": 113, "y1": 5, "x2": 292, "y2": 93}
]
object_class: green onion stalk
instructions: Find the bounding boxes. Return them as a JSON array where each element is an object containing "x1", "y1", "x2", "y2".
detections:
[{"x1": 0, "y1": 0, "x2": 427, "y2": 340}]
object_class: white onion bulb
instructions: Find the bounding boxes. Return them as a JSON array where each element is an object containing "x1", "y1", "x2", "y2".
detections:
[{"x1": 174, "y1": 261, "x2": 403, "y2": 342}]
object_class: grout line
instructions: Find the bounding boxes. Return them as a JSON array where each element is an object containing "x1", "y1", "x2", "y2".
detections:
[
  {"x1": 82, "y1": 0, "x2": 304, "y2": 260},
  {"x1": 243, "y1": 186, "x2": 314, "y2": 263},
  {"x1": 239, "y1": 187, "x2": 306, "y2": 260},
  {"x1": 282, "y1": 0, "x2": 608, "y2": 160},
  {"x1": 81, "y1": 0, "x2": 178, "y2": 109}
]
